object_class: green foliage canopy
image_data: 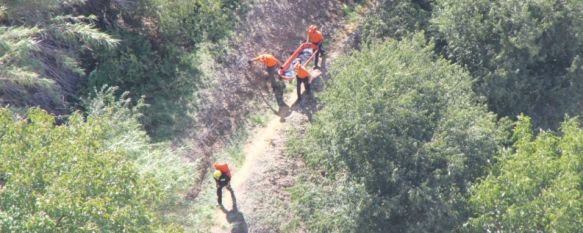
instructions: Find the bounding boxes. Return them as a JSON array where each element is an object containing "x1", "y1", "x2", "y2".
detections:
[
  {"x1": 361, "y1": 0, "x2": 432, "y2": 41},
  {"x1": 1, "y1": 0, "x2": 242, "y2": 138},
  {"x1": 289, "y1": 34, "x2": 504, "y2": 232},
  {"x1": 433, "y1": 0, "x2": 583, "y2": 128},
  {"x1": 0, "y1": 108, "x2": 162, "y2": 232},
  {"x1": 84, "y1": 0, "x2": 242, "y2": 138},
  {"x1": 466, "y1": 115, "x2": 583, "y2": 232},
  {"x1": 0, "y1": 87, "x2": 194, "y2": 232}
]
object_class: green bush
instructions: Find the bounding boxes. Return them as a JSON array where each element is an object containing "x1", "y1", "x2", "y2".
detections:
[
  {"x1": 466, "y1": 115, "x2": 583, "y2": 232},
  {"x1": 82, "y1": 0, "x2": 241, "y2": 139},
  {"x1": 288, "y1": 34, "x2": 505, "y2": 232},
  {"x1": 1, "y1": 0, "x2": 242, "y2": 139},
  {"x1": 0, "y1": 107, "x2": 164, "y2": 232},
  {"x1": 433, "y1": 0, "x2": 583, "y2": 128},
  {"x1": 0, "y1": 86, "x2": 195, "y2": 232},
  {"x1": 83, "y1": 86, "x2": 196, "y2": 210},
  {"x1": 361, "y1": 0, "x2": 432, "y2": 41}
]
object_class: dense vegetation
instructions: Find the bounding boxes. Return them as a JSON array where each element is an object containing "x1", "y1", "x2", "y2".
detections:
[
  {"x1": 466, "y1": 115, "x2": 583, "y2": 232},
  {"x1": 1, "y1": 1, "x2": 238, "y2": 230},
  {"x1": 287, "y1": 0, "x2": 583, "y2": 232},
  {"x1": 83, "y1": 0, "x2": 241, "y2": 137},
  {"x1": 433, "y1": 0, "x2": 583, "y2": 129},
  {"x1": 288, "y1": 35, "x2": 505, "y2": 232},
  {"x1": 0, "y1": 87, "x2": 194, "y2": 232},
  {"x1": 0, "y1": 0, "x2": 241, "y2": 138},
  {"x1": 360, "y1": 0, "x2": 431, "y2": 41},
  {"x1": 360, "y1": 0, "x2": 583, "y2": 129},
  {"x1": 3, "y1": 0, "x2": 583, "y2": 232},
  {"x1": 0, "y1": 1, "x2": 118, "y2": 114}
]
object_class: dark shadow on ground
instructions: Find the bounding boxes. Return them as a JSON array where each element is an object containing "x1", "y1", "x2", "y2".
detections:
[
  {"x1": 220, "y1": 190, "x2": 248, "y2": 233},
  {"x1": 290, "y1": 91, "x2": 318, "y2": 122}
]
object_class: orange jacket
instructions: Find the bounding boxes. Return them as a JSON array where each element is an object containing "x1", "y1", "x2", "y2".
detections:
[
  {"x1": 214, "y1": 162, "x2": 232, "y2": 178},
  {"x1": 295, "y1": 64, "x2": 310, "y2": 79},
  {"x1": 307, "y1": 30, "x2": 324, "y2": 44},
  {"x1": 252, "y1": 54, "x2": 280, "y2": 68}
]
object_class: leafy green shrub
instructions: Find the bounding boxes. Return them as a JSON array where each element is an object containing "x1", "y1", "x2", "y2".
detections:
[
  {"x1": 0, "y1": 86, "x2": 195, "y2": 232},
  {"x1": 83, "y1": 86, "x2": 197, "y2": 210},
  {"x1": 361, "y1": 0, "x2": 432, "y2": 41},
  {"x1": 288, "y1": 34, "x2": 505, "y2": 232},
  {"x1": 0, "y1": 107, "x2": 164, "y2": 232},
  {"x1": 2, "y1": 0, "x2": 242, "y2": 139},
  {"x1": 433, "y1": 0, "x2": 583, "y2": 128},
  {"x1": 466, "y1": 115, "x2": 583, "y2": 232},
  {"x1": 83, "y1": 0, "x2": 242, "y2": 139}
]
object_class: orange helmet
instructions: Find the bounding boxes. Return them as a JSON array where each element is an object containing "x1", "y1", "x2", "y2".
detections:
[{"x1": 308, "y1": 25, "x2": 318, "y2": 32}]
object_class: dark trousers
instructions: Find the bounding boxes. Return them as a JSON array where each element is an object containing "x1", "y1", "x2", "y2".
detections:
[
  {"x1": 217, "y1": 183, "x2": 233, "y2": 204},
  {"x1": 296, "y1": 77, "x2": 310, "y2": 100},
  {"x1": 314, "y1": 42, "x2": 325, "y2": 68},
  {"x1": 268, "y1": 66, "x2": 286, "y2": 106}
]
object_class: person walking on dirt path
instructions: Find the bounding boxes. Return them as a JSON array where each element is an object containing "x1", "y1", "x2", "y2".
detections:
[
  {"x1": 306, "y1": 24, "x2": 325, "y2": 69},
  {"x1": 249, "y1": 54, "x2": 288, "y2": 110},
  {"x1": 294, "y1": 63, "x2": 311, "y2": 103},
  {"x1": 213, "y1": 162, "x2": 233, "y2": 206}
]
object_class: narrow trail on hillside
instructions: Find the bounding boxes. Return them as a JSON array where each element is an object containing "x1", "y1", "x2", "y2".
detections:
[
  {"x1": 210, "y1": 21, "x2": 358, "y2": 232},
  {"x1": 210, "y1": 111, "x2": 286, "y2": 233}
]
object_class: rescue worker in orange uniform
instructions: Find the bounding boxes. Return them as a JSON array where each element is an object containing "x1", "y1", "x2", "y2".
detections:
[
  {"x1": 249, "y1": 54, "x2": 287, "y2": 108},
  {"x1": 306, "y1": 24, "x2": 325, "y2": 68},
  {"x1": 294, "y1": 63, "x2": 311, "y2": 102},
  {"x1": 213, "y1": 162, "x2": 233, "y2": 206}
]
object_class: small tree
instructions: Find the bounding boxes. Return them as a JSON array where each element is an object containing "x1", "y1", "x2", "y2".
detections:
[
  {"x1": 361, "y1": 0, "x2": 432, "y2": 41},
  {"x1": 0, "y1": 87, "x2": 193, "y2": 232},
  {"x1": 465, "y1": 115, "x2": 583, "y2": 232},
  {"x1": 0, "y1": 108, "x2": 159, "y2": 232},
  {"x1": 289, "y1": 34, "x2": 505, "y2": 232},
  {"x1": 433, "y1": 0, "x2": 583, "y2": 128}
]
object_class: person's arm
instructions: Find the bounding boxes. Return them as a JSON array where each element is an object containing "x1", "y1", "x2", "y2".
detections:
[
  {"x1": 306, "y1": 33, "x2": 310, "y2": 43},
  {"x1": 248, "y1": 55, "x2": 261, "y2": 64}
]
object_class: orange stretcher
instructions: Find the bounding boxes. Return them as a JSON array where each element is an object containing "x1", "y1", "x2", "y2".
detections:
[{"x1": 278, "y1": 43, "x2": 321, "y2": 81}]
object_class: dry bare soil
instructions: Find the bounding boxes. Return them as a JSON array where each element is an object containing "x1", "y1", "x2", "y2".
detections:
[{"x1": 195, "y1": 1, "x2": 361, "y2": 232}]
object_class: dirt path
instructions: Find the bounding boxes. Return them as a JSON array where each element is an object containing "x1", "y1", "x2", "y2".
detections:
[
  {"x1": 186, "y1": 0, "x2": 346, "y2": 200},
  {"x1": 210, "y1": 112, "x2": 287, "y2": 233},
  {"x1": 209, "y1": 17, "x2": 359, "y2": 231}
]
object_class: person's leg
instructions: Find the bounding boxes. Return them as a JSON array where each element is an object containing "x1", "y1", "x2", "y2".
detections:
[
  {"x1": 314, "y1": 48, "x2": 320, "y2": 68},
  {"x1": 271, "y1": 77, "x2": 285, "y2": 106},
  {"x1": 314, "y1": 42, "x2": 324, "y2": 68},
  {"x1": 296, "y1": 77, "x2": 302, "y2": 101},
  {"x1": 216, "y1": 185, "x2": 223, "y2": 205},
  {"x1": 267, "y1": 66, "x2": 276, "y2": 77},
  {"x1": 304, "y1": 79, "x2": 311, "y2": 95}
]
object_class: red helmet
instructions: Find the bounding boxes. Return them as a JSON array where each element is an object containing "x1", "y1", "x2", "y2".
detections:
[{"x1": 309, "y1": 25, "x2": 318, "y2": 32}]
